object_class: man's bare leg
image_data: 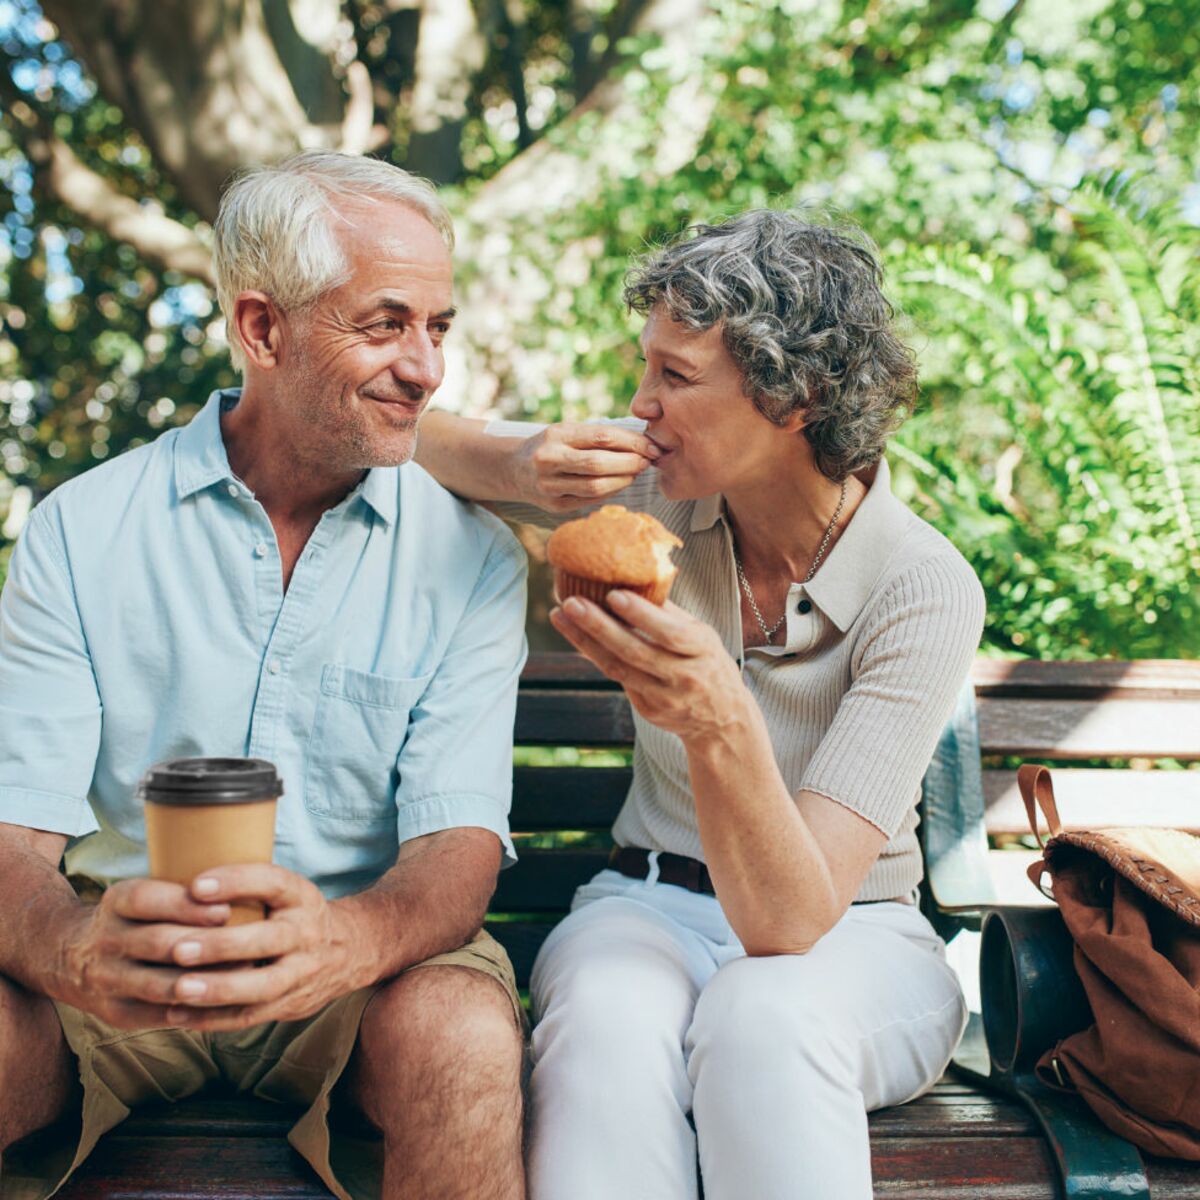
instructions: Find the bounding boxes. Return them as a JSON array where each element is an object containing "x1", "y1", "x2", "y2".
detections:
[
  {"x1": 339, "y1": 965, "x2": 525, "y2": 1200},
  {"x1": 0, "y1": 974, "x2": 78, "y2": 1155}
]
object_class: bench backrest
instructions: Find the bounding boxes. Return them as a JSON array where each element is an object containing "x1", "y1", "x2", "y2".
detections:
[{"x1": 490, "y1": 655, "x2": 1200, "y2": 987}]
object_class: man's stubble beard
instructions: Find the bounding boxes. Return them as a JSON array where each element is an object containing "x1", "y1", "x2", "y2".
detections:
[{"x1": 289, "y1": 357, "x2": 420, "y2": 472}]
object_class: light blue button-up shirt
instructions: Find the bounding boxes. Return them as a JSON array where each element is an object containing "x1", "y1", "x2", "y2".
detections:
[{"x1": 0, "y1": 390, "x2": 527, "y2": 897}]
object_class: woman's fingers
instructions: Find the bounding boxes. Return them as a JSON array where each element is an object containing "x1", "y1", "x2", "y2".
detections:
[
  {"x1": 550, "y1": 603, "x2": 666, "y2": 689},
  {"x1": 546, "y1": 473, "x2": 645, "y2": 503},
  {"x1": 560, "y1": 422, "x2": 660, "y2": 461},
  {"x1": 541, "y1": 425, "x2": 659, "y2": 481},
  {"x1": 607, "y1": 594, "x2": 712, "y2": 657},
  {"x1": 559, "y1": 448, "x2": 656, "y2": 477}
]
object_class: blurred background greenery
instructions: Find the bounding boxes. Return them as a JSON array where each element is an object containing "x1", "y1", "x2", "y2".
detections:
[{"x1": 0, "y1": 0, "x2": 1196, "y2": 659}]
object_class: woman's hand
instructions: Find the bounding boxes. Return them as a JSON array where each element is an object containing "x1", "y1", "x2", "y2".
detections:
[
  {"x1": 514, "y1": 423, "x2": 660, "y2": 512},
  {"x1": 550, "y1": 591, "x2": 752, "y2": 744}
]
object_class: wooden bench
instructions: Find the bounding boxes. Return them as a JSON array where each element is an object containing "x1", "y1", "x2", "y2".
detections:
[{"x1": 51, "y1": 654, "x2": 1200, "y2": 1198}]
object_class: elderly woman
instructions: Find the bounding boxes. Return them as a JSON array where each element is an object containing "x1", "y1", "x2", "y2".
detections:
[{"x1": 416, "y1": 210, "x2": 984, "y2": 1200}]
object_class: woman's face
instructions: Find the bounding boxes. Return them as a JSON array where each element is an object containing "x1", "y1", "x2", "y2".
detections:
[{"x1": 630, "y1": 307, "x2": 797, "y2": 501}]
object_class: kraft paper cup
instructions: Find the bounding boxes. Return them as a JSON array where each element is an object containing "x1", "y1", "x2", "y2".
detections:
[{"x1": 141, "y1": 757, "x2": 283, "y2": 925}]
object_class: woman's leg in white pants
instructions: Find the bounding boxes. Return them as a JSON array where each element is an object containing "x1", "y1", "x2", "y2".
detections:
[
  {"x1": 686, "y1": 903, "x2": 967, "y2": 1200},
  {"x1": 527, "y1": 893, "x2": 716, "y2": 1200}
]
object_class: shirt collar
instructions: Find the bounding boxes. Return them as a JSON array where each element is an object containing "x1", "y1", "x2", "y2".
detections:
[
  {"x1": 173, "y1": 387, "x2": 397, "y2": 526},
  {"x1": 355, "y1": 461, "x2": 398, "y2": 526},
  {"x1": 690, "y1": 492, "x2": 724, "y2": 532},
  {"x1": 801, "y1": 458, "x2": 910, "y2": 632},
  {"x1": 691, "y1": 457, "x2": 910, "y2": 634},
  {"x1": 174, "y1": 389, "x2": 238, "y2": 500}
]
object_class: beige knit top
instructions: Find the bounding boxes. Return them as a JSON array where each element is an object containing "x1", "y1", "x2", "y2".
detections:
[{"x1": 488, "y1": 420, "x2": 986, "y2": 902}]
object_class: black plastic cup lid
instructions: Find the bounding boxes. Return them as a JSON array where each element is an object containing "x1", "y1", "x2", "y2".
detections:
[{"x1": 138, "y1": 757, "x2": 284, "y2": 806}]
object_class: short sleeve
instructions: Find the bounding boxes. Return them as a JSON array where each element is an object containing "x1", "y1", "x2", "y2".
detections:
[
  {"x1": 393, "y1": 528, "x2": 529, "y2": 866},
  {"x1": 0, "y1": 502, "x2": 102, "y2": 836},
  {"x1": 800, "y1": 555, "x2": 985, "y2": 838}
]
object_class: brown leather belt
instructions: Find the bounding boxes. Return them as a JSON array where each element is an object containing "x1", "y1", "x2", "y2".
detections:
[
  {"x1": 609, "y1": 846, "x2": 715, "y2": 895},
  {"x1": 608, "y1": 846, "x2": 901, "y2": 905}
]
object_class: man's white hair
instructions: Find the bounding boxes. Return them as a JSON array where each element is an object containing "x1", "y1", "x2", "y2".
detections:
[{"x1": 212, "y1": 150, "x2": 454, "y2": 369}]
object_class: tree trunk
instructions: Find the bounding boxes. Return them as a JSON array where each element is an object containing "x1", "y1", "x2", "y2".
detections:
[
  {"x1": 443, "y1": 0, "x2": 714, "y2": 413},
  {"x1": 405, "y1": 0, "x2": 486, "y2": 183},
  {"x1": 41, "y1": 0, "x2": 348, "y2": 221}
]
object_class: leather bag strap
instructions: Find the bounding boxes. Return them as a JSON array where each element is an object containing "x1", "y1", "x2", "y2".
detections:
[{"x1": 1018, "y1": 763, "x2": 1063, "y2": 847}]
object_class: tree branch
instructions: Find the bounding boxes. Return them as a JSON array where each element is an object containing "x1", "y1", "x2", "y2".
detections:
[
  {"x1": 339, "y1": 60, "x2": 380, "y2": 154},
  {"x1": 0, "y1": 64, "x2": 214, "y2": 284}
]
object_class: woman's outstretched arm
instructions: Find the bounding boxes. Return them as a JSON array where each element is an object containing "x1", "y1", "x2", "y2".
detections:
[{"x1": 416, "y1": 409, "x2": 659, "y2": 511}]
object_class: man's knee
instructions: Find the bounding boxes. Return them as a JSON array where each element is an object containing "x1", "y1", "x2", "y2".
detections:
[
  {"x1": 0, "y1": 973, "x2": 74, "y2": 1151},
  {"x1": 353, "y1": 966, "x2": 523, "y2": 1112}
]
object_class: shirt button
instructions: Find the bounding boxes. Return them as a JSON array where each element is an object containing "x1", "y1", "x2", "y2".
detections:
[
  {"x1": 254, "y1": 542, "x2": 268, "y2": 558},
  {"x1": 268, "y1": 658, "x2": 282, "y2": 675},
  {"x1": 226, "y1": 483, "x2": 239, "y2": 498},
  {"x1": 797, "y1": 598, "x2": 813, "y2": 614}
]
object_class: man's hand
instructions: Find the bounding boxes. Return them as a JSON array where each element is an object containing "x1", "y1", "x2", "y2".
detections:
[
  {"x1": 513, "y1": 422, "x2": 660, "y2": 512},
  {"x1": 154, "y1": 864, "x2": 362, "y2": 1032},
  {"x1": 59, "y1": 878, "x2": 233, "y2": 1029}
]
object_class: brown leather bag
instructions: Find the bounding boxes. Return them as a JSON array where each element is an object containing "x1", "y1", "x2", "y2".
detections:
[{"x1": 1019, "y1": 764, "x2": 1200, "y2": 1159}]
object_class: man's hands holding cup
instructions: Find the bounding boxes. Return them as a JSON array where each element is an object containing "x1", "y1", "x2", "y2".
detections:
[{"x1": 62, "y1": 865, "x2": 356, "y2": 1032}]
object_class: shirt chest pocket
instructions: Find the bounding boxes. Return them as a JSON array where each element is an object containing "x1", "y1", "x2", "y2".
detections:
[{"x1": 305, "y1": 665, "x2": 433, "y2": 823}]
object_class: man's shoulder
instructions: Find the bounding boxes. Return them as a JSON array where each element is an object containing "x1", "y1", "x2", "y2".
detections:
[
  {"x1": 34, "y1": 432, "x2": 179, "y2": 531},
  {"x1": 400, "y1": 462, "x2": 526, "y2": 564}
]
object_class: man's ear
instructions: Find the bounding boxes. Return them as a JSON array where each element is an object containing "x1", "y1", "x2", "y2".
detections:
[{"x1": 232, "y1": 291, "x2": 284, "y2": 369}]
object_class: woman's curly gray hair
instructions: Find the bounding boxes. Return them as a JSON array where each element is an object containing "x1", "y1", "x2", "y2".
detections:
[{"x1": 623, "y1": 209, "x2": 917, "y2": 481}]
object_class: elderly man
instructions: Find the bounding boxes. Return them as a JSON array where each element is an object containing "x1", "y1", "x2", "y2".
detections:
[{"x1": 0, "y1": 152, "x2": 527, "y2": 1200}]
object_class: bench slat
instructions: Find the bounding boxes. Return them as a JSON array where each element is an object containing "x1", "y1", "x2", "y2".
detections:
[
  {"x1": 120, "y1": 1098, "x2": 294, "y2": 1138},
  {"x1": 516, "y1": 674, "x2": 1200, "y2": 759},
  {"x1": 512, "y1": 767, "x2": 1200, "y2": 834},
  {"x1": 512, "y1": 766, "x2": 630, "y2": 830},
  {"x1": 976, "y1": 697, "x2": 1200, "y2": 759},
  {"x1": 491, "y1": 848, "x2": 610, "y2": 911},
  {"x1": 969, "y1": 658, "x2": 1200, "y2": 699},
  {"x1": 53, "y1": 1135, "x2": 332, "y2": 1198},
  {"x1": 868, "y1": 1137, "x2": 1057, "y2": 1198},
  {"x1": 523, "y1": 654, "x2": 1200, "y2": 700},
  {"x1": 984, "y1": 769, "x2": 1200, "y2": 835},
  {"x1": 79, "y1": 1081, "x2": 1200, "y2": 1200},
  {"x1": 515, "y1": 691, "x2": 636, "y2": 745}
]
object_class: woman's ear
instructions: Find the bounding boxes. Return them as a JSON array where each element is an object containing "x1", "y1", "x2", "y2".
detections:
[
  {"x1": 783, "y1": 381, "x2": 821, "y2": 434},
  {"x1": 231, "y1": 291, "x2": 284, "y2": 370},
  {"x1": 781, "y1": 405, "x2": 808, "y2": 435}
]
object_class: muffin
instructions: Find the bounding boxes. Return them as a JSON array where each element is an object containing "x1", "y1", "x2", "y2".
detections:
[{"x1": 546, "y1": 505, "x2": 682, "y2": 608}]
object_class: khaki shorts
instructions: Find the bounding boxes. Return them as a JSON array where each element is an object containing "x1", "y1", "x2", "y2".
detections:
[{"x1": 1, "y1": 927, "x2": 523, "y2": 1200}]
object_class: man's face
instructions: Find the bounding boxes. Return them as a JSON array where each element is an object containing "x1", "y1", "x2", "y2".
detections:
[{"x1": 279, "y1": 198, "x2": 455, "y2": 471}]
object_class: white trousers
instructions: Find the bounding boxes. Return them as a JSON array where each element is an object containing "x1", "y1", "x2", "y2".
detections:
[{"x1": 527, "y1": 868, "x2": 967, "y2": 1200}]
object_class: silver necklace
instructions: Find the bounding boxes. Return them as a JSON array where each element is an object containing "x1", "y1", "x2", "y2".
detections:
[{"x1": 733, "y1": 477, "x2": 848, "y2": 644}]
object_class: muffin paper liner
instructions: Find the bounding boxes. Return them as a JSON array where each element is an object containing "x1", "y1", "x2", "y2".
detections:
[{"x1": 553, "y1": 568, "x2": 672, "y2": 608}]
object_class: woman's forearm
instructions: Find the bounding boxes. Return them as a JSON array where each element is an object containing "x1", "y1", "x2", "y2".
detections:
[
  {"x1": 685, "y1": 705, "x2": 843, "y2": 955},
  {"x1": 415, "y1": 410, "x2": 528, "y2": 503}
]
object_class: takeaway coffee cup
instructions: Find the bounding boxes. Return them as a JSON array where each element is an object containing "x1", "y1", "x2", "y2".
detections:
[{"x1": 141, "y1": 757, "x2": 283, "y2": 925}]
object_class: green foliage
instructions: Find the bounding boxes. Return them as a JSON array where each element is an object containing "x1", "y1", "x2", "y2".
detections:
[
  {"x1": 2, "y1": 0, "x2": 1198, "y2": 660},
  {"x1": 446, "y1": 0, "x2": 1200, "y2": 659},
  {"x1": 892, "y1": 178, "x2": 1200, "y2": 657},
  {"x1": 0, "y1": 3, "x2": 236, "y2": 526}
]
